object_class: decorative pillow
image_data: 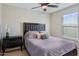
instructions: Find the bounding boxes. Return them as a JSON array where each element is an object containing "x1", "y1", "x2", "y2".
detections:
[
  {"x1": 35, "y1": 32, "x2": 47, "y2": 39},
  {"x1": 35, "y1": 32, "x2": 41, "y2": 39},
  {"x1": 40, "y1": 34, "x2": 48, "y2": 39},
  {"x1": 39, "y1": 32, "x2": 49, "y2": 39}
]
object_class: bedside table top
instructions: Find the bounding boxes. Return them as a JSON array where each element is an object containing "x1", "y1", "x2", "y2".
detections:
[{"x1": 3, "y1": 36, "x2": 22, "y2": 38}]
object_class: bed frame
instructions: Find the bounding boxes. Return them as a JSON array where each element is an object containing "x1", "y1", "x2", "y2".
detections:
[{"x1": 23, "y1": 22, "x2": 77, "y2": 56}]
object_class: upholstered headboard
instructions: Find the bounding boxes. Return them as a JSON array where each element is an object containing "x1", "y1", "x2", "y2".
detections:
[{"x1": 23, "y1": 23, "x2": 45, "y2": 35}]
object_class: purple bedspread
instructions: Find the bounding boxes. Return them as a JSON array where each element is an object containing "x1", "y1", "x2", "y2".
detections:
[{"x1": 25, "y1": 37, "x2": 76, "y2": 56}]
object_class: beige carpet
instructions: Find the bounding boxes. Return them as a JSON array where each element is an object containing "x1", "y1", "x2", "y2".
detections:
[
  {"x1": 0, "y1": 48, "x2": 29, "y2": 56},
  {"x1": 4, "y1": 50, "x2": 28, "y2": 56}
]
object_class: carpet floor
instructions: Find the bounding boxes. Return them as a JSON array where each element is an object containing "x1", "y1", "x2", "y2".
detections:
[{"x1": 0, "y1": 48, "x2": 29, "y2": 56}]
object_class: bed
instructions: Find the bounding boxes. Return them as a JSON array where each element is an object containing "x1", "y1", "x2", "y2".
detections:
[{"x1": 23, "y1": 23, "x2": 77, "y2": 56}]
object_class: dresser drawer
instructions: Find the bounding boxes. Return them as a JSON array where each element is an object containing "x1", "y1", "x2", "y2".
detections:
[{"x1": 2, "y1": 36, "x2": 23, "y2": 52}]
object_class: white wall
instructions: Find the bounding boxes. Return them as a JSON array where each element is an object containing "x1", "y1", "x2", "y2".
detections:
[
  {"x1": 2, "y1": 5, "x2": 50, "y2": 37},
  {"x1": 50, "y1": 4, "x2": 79, "y2": 37},
  {"x1": 0, "y1": 4, "x2": 2, "y2": 38}
]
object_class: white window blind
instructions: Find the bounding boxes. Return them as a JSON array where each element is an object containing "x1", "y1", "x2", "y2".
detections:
[{"x1": 62, "y1": 12, "x2": 78, "y2": 39}]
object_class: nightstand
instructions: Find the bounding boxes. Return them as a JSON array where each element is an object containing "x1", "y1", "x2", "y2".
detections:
[{"x1": 2, "y1": 36, "x2": 23, "y2": 55}]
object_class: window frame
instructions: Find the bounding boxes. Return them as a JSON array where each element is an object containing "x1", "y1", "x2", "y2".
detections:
[{"x1": 62, "y1": 12, "x2": 79, "y2": 40}]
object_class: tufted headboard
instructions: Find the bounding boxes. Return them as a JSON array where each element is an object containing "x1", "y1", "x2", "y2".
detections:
[{"x1": 23, "y1": 23, "x2": 45, "y2": 36}]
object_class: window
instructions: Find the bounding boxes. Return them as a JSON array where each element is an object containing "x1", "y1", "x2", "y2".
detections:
[{"x1": 62, "y1": 12, "x2": 78, "y2": 39}]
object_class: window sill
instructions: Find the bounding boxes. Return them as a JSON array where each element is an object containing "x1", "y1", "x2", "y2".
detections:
[{"x1": 62, "y1": 36, "x2": 78, "y2": 40}]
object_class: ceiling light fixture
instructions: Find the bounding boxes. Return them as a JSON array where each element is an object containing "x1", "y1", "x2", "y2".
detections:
[
  {"x1": 41, "y1": 5, "x2": 47, "y2": 11},
  {"x1": 32, "y1": 3, "x2": 58, "y2": 12}
]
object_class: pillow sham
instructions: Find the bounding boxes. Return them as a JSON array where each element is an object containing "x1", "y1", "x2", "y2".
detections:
[
  {"x1": 40, "y1": 34, "x2": 49, "y2": 39},
  {"x1": 24, "y1": 31, "x2": 39, "y2": 39}
]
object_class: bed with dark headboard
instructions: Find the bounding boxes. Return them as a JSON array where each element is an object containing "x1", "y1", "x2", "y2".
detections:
[
  {"x1": 23, "y1": 23, "x2": 77, "y2": 56},
  {"x1": 23, "y1": 22, "x2": 45, "y2": 55}
]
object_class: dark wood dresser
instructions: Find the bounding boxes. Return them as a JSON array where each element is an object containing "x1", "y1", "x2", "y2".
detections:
[{"x1": 2, "y1": 36, "x2": 23, "y2": 55}]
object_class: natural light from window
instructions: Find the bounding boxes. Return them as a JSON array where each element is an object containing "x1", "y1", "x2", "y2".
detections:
[{"x1": 62, "y1": 12, "x2": 78, "y2": 39}]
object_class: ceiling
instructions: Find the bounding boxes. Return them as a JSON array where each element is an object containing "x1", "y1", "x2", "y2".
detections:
[{"x1": 4, "y1": 3, "x2": 77, "y2": 14}]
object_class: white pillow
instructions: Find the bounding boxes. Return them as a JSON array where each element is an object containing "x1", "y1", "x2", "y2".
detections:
[{"x1": 35, "y1": 32, "x2": 41, "y2": 39}]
